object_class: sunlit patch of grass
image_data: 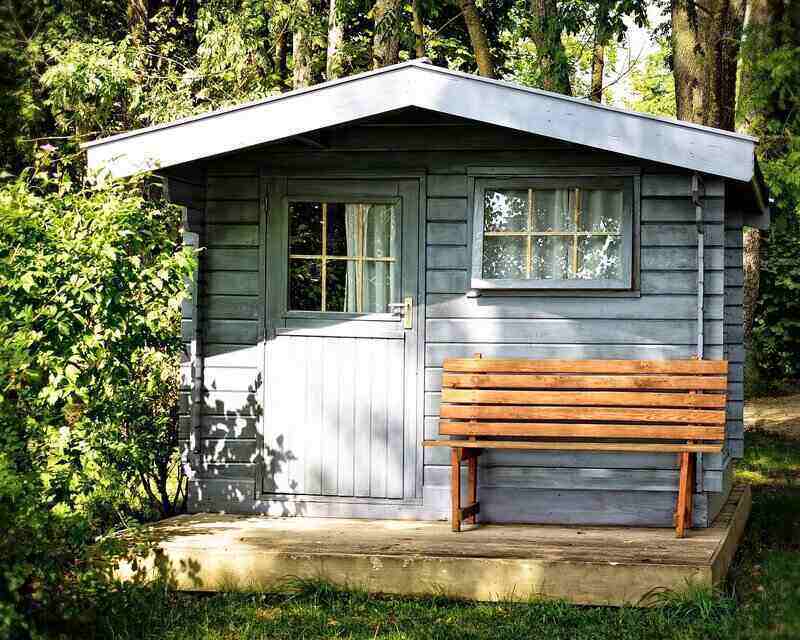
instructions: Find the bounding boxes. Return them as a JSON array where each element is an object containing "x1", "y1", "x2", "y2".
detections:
[{"x1": 737, "y1": 429, "x2": 800, "y2": 487}]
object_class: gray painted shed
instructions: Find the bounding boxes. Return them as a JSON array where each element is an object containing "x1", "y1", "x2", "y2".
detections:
[{"x1": 85, "y1": 60, "x2": 768, "y2": 527}]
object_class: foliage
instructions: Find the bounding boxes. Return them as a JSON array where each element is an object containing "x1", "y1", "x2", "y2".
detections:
[
  {"x1": 739, "y1": 16, "x2": 800, "y2": 383},
  {"x1": 625, "y1": 38, "x2": 675, "y2": 117},
  {"x1": 0, "y1": 165, "x2": 194, "y2": 636}
]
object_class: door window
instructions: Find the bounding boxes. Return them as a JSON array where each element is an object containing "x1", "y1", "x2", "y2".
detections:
[{"x1": 288, "y1": 201, "x2": 400, "y2": 312}]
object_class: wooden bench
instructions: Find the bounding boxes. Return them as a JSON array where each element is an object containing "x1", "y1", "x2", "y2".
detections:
[{"x1": 423, "y1": 357, "x2": 728, "y2": 537}]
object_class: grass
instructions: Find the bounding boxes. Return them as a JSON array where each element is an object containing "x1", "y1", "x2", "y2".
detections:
[{"x1": 71, "y1": 429, "x2": 800, "y2": 640}]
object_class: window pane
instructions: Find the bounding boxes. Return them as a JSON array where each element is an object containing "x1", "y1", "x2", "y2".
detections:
[
  {"x1": 483, "y1": 236, "x2": 526, "y2": 279},
  {"x1": 289, "y1": 202, "x2": 322, "y2": 254},
  {"x1": 576, "y1": 235, "x2": 623, "y2": 280},
  {"x1": 325, "y1": 259, "x2": 349, "y2": 311},
  {"x1": 363, "y1": 260, "x2": 398, "y2": 313},
  {"x1": 363, "y1": 204, "x2": 399, "y2": 258},
  {"x1": 484, "y1": 189, "x2": 528, "y2": 232},
  {"x1": 580, "y1": 189, "x2": 623, "y2": 233},
  {"x1": 531, "y1": 236, "x2": 571, "y2": 279},
  {"x1": 289, "y1": 259, "x2": 321, "y2": 310},
  {"x1": 326, "y1": 203, "x2": 349, "y2": 256},
  {"x1": 531, "y1": 189, "x2": 574, "y2": 232}
]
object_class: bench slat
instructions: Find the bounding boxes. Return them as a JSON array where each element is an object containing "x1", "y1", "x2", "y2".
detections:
[
  {"x1": 441, "y1": 389, "x2": 726, "y2": 408},
  {"x1": 423, "y1": 440, "x2": 723, "y2": 453},
  {"x1": 443, "y1": 359, "x2": 728, "y2": 375},
  {"x1": 439, "y1": 421, "x2": 725, "y2": 440},
  {"x1": 442, "y1": 373, "x2": 729, "y2": 392},
  {"x1": 440, "y1": 404, "x2": 726, "y2": 425}
]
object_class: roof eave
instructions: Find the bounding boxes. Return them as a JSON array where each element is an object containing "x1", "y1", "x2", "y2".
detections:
[{"x1": 84, "y1": 60, "x2": 758, "y2": 183}]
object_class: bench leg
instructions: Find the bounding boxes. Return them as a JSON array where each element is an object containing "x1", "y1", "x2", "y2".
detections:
[
  {"x1": 675, "y1": 452, "x2": 694, "y2": 538},
  {"x1": 466, "y1": 453, "x2": 478, "y2": 525},
  {"x1": 451, "y1": 448, "x2": 462, "y2": 532}
]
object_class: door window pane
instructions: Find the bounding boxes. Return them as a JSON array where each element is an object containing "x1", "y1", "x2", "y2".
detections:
[
  {"x1": 483, "y1": 236, "x2": 526, "y2": 279},
  {"x1": 363, "y1": 204, "x2": 399, "y2": 258},
  {"x1": 326, "y1": 202, "x2": 349, "y2": 256},
  {"x1": 288, "y1": 259, "x2": 322, "y2": 310},
  {"x1": 325, "y1": 259, "x2": 348, "y2": 312},
  {"x1": 484, "y1": 189, "x2": 528, "y2": 232},
  {"x1": 289, "y1": 202, "x2": 322, "y2": 254},
  {"x1": 363, "y1": 260, "x2": 396, "y2": 313},
  {"x1": 288, "y1": 200, "x2": 400, "y2": 312}
]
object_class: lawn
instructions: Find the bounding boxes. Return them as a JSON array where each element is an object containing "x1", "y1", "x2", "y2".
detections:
[{"x1": 84, "y1": 429, "x2": 800, "y2": 640}]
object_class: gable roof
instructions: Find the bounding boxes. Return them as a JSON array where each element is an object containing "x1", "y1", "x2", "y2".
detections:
[{"x1": 84, "y1": 59, "x2": 757, "y2": 182}]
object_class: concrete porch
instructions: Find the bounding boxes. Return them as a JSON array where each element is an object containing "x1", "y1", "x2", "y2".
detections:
[{"x1": 117, "y1": 485, "x2": 751, "y2": 606}]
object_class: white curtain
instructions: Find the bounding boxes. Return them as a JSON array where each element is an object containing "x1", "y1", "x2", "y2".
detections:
[{"x1": 343, "y1": 204, "x2": 399, "y2": 313}]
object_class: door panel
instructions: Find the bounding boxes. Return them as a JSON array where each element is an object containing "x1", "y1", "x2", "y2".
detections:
[{"x1": 262, "y1": 178, "x2": 419, "y2": 501}]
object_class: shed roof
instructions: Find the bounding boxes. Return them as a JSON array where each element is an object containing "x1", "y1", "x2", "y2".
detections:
[{"x1": 84, "y1": 59, "x2": 757, "y2": 183}]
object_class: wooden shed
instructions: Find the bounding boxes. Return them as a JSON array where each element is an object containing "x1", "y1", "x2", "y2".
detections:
[{"x1": 85, "y1": 59, "x2": 768, "y2": 530}]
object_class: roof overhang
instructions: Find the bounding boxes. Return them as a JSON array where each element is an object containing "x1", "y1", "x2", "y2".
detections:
[{"x1": 83, "y1": 59, "x2": 758, "y2": 183}]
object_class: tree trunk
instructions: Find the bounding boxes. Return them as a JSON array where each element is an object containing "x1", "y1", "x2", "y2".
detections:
[
  {"x1": 274, "y1": 28, "x2": 289, "y2": 90},
  {"x1": 457, "y1": 0, "x2": 495, "y2": 78},
  {"x1": 590, "y1": 44, "x2": 604, "y2": 102},
  {"x1": 412, "y1": 0, "x2": 425, "y2": 59},
  {"x1": 589, "y1": 0, "x2": 611, "y2": 103},
  {"x1": 127, "y1": 0, "x2": 160, "y2": 44},
  {"x1": 671, "y1": 0, "x2": 746, "y2": 130},
  {"x1": 529, "y1": 0, "x2": 572, "y2": 95},
  {"x1": 372, "y1": 0, "x2": 401, "y2": 69},
  {"x1": 327, "y1": 0, "x2": 345, "y2": 79},
  {"x1": 293, "y1": 1, "x2": 317, "y2": 88}
]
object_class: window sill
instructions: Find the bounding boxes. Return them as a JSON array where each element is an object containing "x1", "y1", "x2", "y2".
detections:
[
  {"x1": 467, "y1": 279, "x2": 640, "y2": 298},
  {"x1": 470, "y1": 277, "x2": 633, "y2": 291}
]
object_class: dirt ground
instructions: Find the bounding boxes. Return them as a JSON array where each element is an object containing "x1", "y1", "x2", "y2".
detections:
[{"x1": 745, "y1": 394, "x2": 800, "y2": 437}]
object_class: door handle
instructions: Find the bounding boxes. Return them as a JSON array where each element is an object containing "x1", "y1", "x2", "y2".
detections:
[{"x1": 387, "y1": 297, "x2": 413, "y2": 330}]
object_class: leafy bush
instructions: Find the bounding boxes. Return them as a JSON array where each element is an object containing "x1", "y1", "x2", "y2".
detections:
[{"x1": 0, "y1": 166, "x2": 194, "y2": 637}]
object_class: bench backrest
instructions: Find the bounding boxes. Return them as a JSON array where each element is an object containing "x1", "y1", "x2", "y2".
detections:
[{"x1": 440, "y1": 358, "x2": 728, "y2": 444}]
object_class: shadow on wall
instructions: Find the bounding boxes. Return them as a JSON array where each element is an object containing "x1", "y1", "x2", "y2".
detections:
[
  {"x1": 180, "y1": 346, "x2": 307, "y2": 517},
  {"x1": 181, "y1": 327, "x2": 407, "y2": 513}
]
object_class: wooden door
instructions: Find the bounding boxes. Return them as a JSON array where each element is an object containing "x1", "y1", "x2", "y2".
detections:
[{"x1": 261, "y1": 178, "x2": 420, "y2": 501}]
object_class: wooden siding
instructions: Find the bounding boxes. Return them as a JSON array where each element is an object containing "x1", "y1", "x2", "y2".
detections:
[
  {"x1": 185, "y1": 173, "x2": 262, "y2": 494},
  {"x1": 724, "y1": 210, "x2": 745, "y2": 462},
  {"x1": 182, "y1": 118, "x2": 733, "y2": 525}
]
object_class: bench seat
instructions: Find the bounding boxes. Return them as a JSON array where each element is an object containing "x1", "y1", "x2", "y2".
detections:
[{"x1": 423, "y1": 357, "x2": 728, "y2": 537}]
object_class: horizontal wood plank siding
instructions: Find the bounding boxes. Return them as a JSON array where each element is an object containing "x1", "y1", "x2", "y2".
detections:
[
  {"x1": 724, "y1": 210, "x2": 745, "y2": 462},
  {"x1": 191, "y1": 172, "x2": 262, "y2": 487}
]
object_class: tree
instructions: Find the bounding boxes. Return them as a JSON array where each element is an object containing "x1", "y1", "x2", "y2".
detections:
[
  {"x1": 590, "y1": 0, "x2": 611, "y2": 102},
  {"x1": 529, "y1": 0, "x2": 572, "y2": 94},
  {"x1": 326, "y1": 0, "x2": 346, "y2": 79},
  {"x1": 671, "y1": 0, "x2": 746, "y2": 130},
  {"x1": 456, "y1": 0, "x2": 496, "y2": 77},
  {"x1": 412, "y1": 0, "x2": 425, "y2": 58},
  {"x1": 293, "y1": 1, "x2": 319, "y2": 87},
  {"x1": 625, "y1": 38, "x2": 676, "y2": 116},
  {"x1": 372, "y1": 0, "x2": 401, "y2": 68}
]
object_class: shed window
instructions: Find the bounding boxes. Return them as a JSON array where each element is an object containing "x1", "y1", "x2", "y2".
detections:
[
  {"x1": 288, "y1": 200, "x2": 400, "y2": 312},
  {"x1": 473, "y1": 177, "x2": 633, "y2": 289}
]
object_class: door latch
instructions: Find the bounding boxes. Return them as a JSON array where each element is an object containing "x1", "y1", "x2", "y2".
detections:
[{"x1": 388, "y1": 296, "x2": 413, "y2": 329}]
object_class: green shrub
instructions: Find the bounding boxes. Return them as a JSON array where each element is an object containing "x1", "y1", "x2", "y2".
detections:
[{"x1": 0, "y1": 166, "x2": 194, "y2": 637}]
